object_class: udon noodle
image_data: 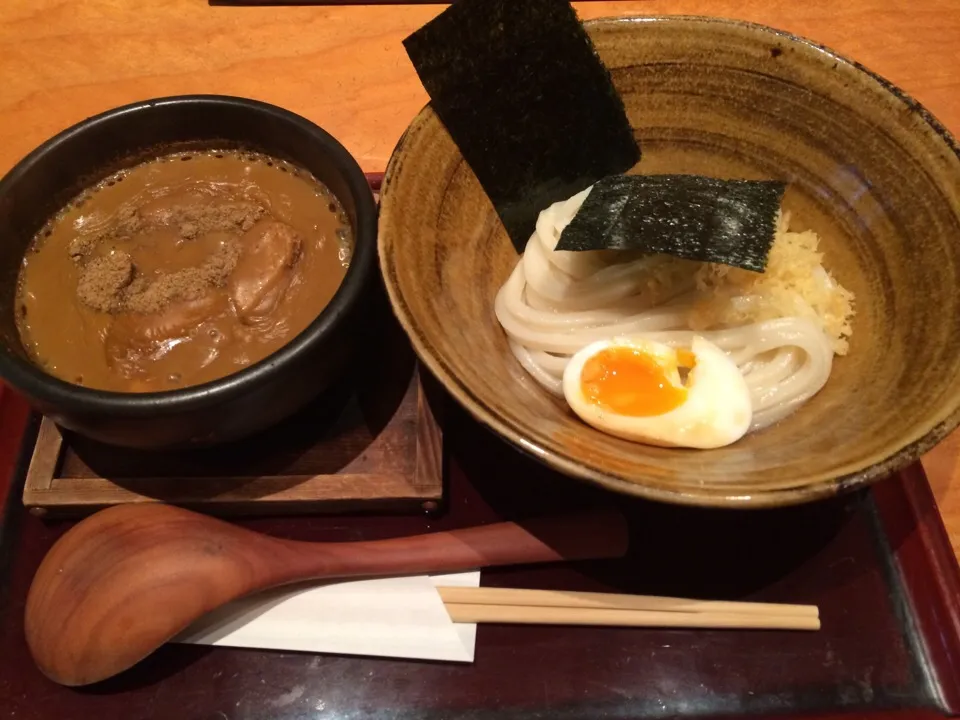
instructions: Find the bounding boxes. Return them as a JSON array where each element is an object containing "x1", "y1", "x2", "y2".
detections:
[{"x1": 495, "y1": 188, "x2": 855, "y2": 432}]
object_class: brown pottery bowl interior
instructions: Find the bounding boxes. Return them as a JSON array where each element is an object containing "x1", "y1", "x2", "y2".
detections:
[{"x1": 378, "y1": 16, "x2": 960, "y2": 508}]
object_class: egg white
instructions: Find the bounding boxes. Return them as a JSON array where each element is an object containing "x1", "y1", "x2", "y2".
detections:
[{"x1": 562, "y1": 336, "x2": 752, "y2": 449}]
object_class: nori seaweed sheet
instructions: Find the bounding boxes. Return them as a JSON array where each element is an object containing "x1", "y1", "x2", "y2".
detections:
[
  {"x1": 556, "y1": 175, "x2": 787, "y2": 272},
  {"x1": 403, "y1": 0, "x2": 640, "y2": 253}
]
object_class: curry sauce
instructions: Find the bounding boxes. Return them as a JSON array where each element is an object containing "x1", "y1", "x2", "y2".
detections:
[{"x1": 16, "y1": 150, "x2": 352, "y2": 392}]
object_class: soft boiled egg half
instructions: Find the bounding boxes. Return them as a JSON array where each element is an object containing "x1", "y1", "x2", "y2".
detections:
[{"x1": 562, "y1": 336, "x2": 752, "y2": 449}]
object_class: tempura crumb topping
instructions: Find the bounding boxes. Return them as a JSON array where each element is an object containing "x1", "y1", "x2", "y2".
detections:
[{"x1": 690, "y1": 213, "x2": 856, "y2": 355}]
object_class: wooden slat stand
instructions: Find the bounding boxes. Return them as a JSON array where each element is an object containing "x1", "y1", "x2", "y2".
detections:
[{"x1": 22, "y1": 369, "x2": 444, "y2": 518}]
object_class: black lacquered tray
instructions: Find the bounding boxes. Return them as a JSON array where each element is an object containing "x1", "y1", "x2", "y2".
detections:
[
  {"x1": 0, "y1": 172, "x2": 958, "y2": 719},
  {"x1": 1, "y1": 379, "x2": 959, "y2": 719}
]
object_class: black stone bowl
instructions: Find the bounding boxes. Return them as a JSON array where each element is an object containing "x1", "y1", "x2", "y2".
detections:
[{"x1": 0, "y1": 95, "x2": 378, "y2": 449}]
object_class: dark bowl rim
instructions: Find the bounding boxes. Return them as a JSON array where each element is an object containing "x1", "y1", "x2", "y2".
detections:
[
  {"x1": 379, "y1": 14, "x2": 960, "y2": 509},
  {"x1": 0, "y1": 93, "x2": 378, "y2": 417}
]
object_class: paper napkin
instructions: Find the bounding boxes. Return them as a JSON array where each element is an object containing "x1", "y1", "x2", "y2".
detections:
[{"x1": 175, "y1": 571, "x2": 480, "y2": 662}]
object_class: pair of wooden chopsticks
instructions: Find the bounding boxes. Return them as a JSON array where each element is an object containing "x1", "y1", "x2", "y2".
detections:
[{"x1": 438, "y1": 587, "x2": 821, "y2": 631}]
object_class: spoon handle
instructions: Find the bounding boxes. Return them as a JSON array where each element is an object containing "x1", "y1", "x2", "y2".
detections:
[
  {"x1": 25, "y1": 504, "x2": 628, "y2": 687},
  {"x1": 274, "y1": 509, "x2": 629, "y2": 583}
]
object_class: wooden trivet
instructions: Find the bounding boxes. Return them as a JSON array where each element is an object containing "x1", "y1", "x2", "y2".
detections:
[{"x1": 22, "y1": 362, "x2": 443, "y2": 518}]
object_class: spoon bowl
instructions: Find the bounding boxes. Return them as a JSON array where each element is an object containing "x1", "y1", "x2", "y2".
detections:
[{"x1": 25, "y1": 503, "x2": 628, "y2": 686}]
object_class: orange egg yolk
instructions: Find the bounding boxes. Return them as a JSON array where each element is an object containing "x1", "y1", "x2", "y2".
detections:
[{"x1": 580, "y1": 347, "x2": 694, "y2": 417}]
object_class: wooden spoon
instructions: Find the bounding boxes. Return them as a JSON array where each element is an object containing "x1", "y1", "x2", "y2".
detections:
[{"x1": 25, "y1": 503, "x2": 628, "y2": 687}]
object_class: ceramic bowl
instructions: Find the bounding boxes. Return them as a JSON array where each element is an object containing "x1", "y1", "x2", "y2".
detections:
[
  {"x1": 378, "y1": 16, "x2": 960, "y2": 507},
  {"x1": 0, "y1": 95, "x2": 378, "y2": 449}
]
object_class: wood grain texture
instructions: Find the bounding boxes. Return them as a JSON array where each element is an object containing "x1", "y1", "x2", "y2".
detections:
[
  {"x1": 872, "y1": 463, "x2": 960, "y2": 710},
  {"x1": 443, "y1": 603, "x2": 822, "y2": 631},
  {"x1": 436, "y1": 586, "x2": 820, "y2": 617},
  {"x1": 24, "y1": 503, "x2": 628, "y2": 686},
  {"x1": 0, "y1": 1, "x2": 958, "y2": 545},
  {"x1": 923, "y1": 434, "x2": 960, "y2": 558},
  {"x1": 22, "y1": 418, "x2": 61, "y2": 494},
  {"x1": 0, "y1": 386, "x2": 30, "y2": 509},
  {"x1": 22, "y1": 372, "x2": 443, "y2": 517},
  {"x1": 0, "y1": 1, "x2": 956, "y2": 176},
  {"x1": 0, "y1": 419, "x2": 954, "y2": 717}
]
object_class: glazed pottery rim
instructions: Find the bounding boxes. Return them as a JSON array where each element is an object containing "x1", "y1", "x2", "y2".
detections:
[
  {"x1": 0, "y1": 94, "x2": 378, "y2": 417},
  {"x1": 379, "y1": 14, "x2": 960, "y2": 508}
]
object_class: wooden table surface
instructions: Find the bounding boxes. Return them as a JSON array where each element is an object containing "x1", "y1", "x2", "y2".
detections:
[{"x1": 1, "y1": 0, "x2": 959, "y2": 556}]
